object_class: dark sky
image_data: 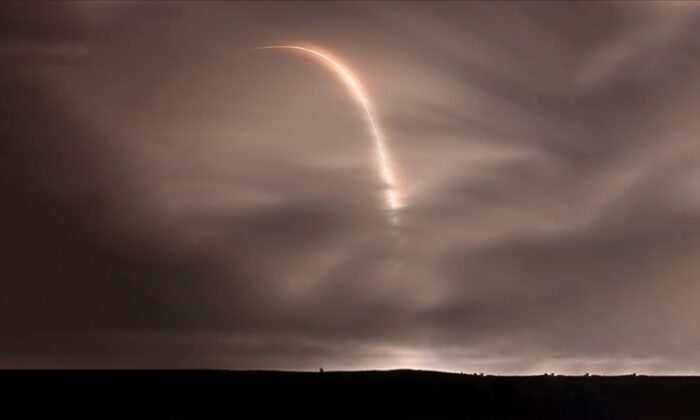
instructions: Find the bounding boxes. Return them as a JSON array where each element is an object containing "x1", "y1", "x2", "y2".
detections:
[{"x1": 4, "y1": 1, "x2": 700, "y2": 373}]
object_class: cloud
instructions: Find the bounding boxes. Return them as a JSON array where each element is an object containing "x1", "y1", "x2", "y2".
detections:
[{"x1": 4, "y1": 1, "x2": 700, "y2": 373}]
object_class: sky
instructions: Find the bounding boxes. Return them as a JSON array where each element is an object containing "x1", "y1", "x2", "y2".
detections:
[{"x1": 3, "y1": 1, "x2": 700, "y2": 374}]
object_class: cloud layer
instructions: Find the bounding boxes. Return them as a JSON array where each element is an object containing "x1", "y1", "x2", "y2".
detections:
[{"x1": 4, "y1": 1, "x2": 700, "y2": 373}]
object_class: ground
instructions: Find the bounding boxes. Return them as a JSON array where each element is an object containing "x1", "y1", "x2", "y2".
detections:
[{"x1": 5, "y1": 370, "x2": 700, "y2": 419}]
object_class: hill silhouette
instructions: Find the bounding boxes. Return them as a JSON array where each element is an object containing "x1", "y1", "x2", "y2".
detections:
[{"x1": 5, "y1": 369, "x2": 700, "y2": 419}]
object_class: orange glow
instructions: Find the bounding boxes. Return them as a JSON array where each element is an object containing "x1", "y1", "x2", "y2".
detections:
[{"x1": 251, "y1": 45, "x2": 401, "y2": 225}]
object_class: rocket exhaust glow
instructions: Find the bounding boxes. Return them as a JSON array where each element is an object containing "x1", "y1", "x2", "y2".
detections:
[{"x1": 249, "y1": 45, "x2": 402, "y2": 226}]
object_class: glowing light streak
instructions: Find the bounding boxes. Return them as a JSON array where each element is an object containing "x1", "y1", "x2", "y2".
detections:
[{"x1": 250, "y1": 45, "x2": 401, "y2": 225}]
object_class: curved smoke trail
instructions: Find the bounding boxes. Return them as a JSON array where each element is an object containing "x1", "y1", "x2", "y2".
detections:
[{"x1": 248, "y1": 45, "x2": 401, "y2": 226}]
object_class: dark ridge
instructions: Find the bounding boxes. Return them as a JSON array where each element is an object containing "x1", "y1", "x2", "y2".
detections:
[{"x1": 4, "y1": 369, "x2": 700, "y2": 419}]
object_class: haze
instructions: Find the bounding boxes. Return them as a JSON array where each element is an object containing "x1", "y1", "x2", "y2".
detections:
[{"x1": 3, "y1": 1, "x2": 700, "y2": 374}]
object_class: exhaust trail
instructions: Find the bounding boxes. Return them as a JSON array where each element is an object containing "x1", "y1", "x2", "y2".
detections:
[{"x1": 248, "y1": 45, "x2": 402, "y2": 226}]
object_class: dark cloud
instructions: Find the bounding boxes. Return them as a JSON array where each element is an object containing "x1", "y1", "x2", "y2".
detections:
[{"x1": 3, "y1": 1, "x2": 700, "y2": 373}]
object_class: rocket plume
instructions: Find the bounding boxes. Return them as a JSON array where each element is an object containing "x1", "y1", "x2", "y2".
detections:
[{"x1": 249, "y1": 45, "x2": 402, "y2": 226}]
